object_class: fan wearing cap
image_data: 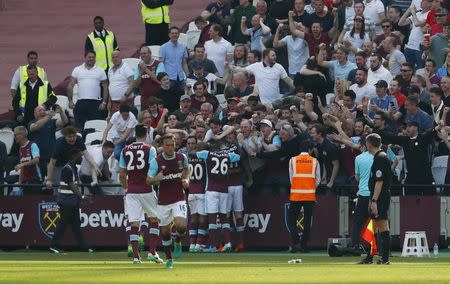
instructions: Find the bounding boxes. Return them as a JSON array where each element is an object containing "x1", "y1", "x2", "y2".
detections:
[
  {"x1": 369, "y1": 80, "x2": 398, "y2": 116},
  {"x1": 172, "y1": 95, "x2": 199, "y2": 123},
  {"x1": 186, "y1": 61, "x2": 226, "y2": 95},
  {"x1": 258, "y1": 119, "x2": 282, "y2": 152}
]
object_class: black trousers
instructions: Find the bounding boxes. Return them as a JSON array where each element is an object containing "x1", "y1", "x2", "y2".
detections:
[
  {"x1": 351, "y1": 196, "x2": 370, "y2": 246},
  {"x1": 288, "y1": 201, "x2": 314, "y2": 249},
  {"x1": 51, "y1": 203, "x2": 88, "y2": 249},
  {"x1": 74, "y1": 99, "x2": 107, "y2": 129},
  {"x1": 145, "y1": 23, "x2": 169, "y2": 46}
]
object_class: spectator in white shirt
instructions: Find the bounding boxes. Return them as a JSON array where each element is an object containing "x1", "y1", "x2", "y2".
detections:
[
  {"x1": 398, "y1": 1, "x2": 432, "y2": 69},
  {"x1": 204, "y1": 24, "x2": 234, "y2": 77},
  {"x1": 108, "y1": 51, "x2": 135, "y2": 115},
  {"x1": 229, "y1": 48, "x2": 294, "y2": 104},
  {"x1": 363, "y1": 0, "x2": 385, "y2": 35},
  {"x1": 79, "y1": 141, "x2": 114, "y2": 195},
  {"x1": 67, "y1": 50, "x2": 109, "y2": 129},
  {"x1": 102, "y1": 104, "x2": 138, "y2": 160},
  {"x1": 368, "y1": 53, "x2": 393, "y2": 84},
  {"x1": 349, "y1": 67, "x2": 376, "y2": 103}
]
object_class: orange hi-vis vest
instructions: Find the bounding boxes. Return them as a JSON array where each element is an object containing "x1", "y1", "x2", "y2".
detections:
[{"x1": 290, "y1": 154, "x2": 318, "y2": 202}]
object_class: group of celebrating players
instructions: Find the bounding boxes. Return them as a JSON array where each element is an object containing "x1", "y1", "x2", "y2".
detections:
[{"x1": 119, "y1": 124, "x2": 243, "y2": 269}]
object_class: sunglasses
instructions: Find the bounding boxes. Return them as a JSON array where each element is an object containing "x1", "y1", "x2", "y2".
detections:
[
  {"x1": 381, "y1": 25, "x2": 391, "y2": 28},
  {"x1": 436, "y1": 14, "x2": 446, "y2": 17}
]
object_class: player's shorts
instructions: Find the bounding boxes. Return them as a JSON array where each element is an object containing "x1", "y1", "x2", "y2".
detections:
[
  {"x1": 157, "y1": 200, "x2": 187, "y2": 226},
  {"x1": 205, "y1": 191, "x2": 228, "y2": 214},
  {"x1": 188, "y1": 193, "x2": 206, "y2": 215},
  {"x1": 125, "y1": 191, "x2": 158, "y2": 222},
  {"x1": 374, "y1": 194, "x2": 390, "y2": 220},
  {"x1": 227, "y1": 185, "x2": 244, "y2": 212}
]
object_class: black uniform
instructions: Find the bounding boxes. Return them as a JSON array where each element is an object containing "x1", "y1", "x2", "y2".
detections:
[
  {"x1": 368, "y1": 151, "x2": 392, "y2": 220},
  {"x1": 51, "y1": 162, "x2": 89, "y2": 250}
]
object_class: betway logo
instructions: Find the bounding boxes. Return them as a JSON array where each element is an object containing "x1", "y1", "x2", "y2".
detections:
[
  {"x1": 244, "y1": 213, "x2": 270, "y2": 233},
  {"x1": 0, "y1": 213, "x2": 24, "y2": 233},
  {"x1": 162, "y1": 173, "x2": 182, "y2": 180},
  {"x1": 79, "y1": 210, "x2": 126, "y2": 228}
]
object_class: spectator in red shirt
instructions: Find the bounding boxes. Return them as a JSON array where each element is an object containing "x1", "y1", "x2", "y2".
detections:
[{"x1": 388, "y1": 79, "x2": 406, "y2": 107}]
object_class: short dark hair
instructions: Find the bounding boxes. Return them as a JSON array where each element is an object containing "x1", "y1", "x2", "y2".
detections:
[
  {"x1": 370, "y1": 53, "x2": 383, "y2": 62},
  {"x1": 401, "y1": 62, "x2": 414, "y2": 71},
  {"x1": 426, "y1": 58, "x2": 436, "y2": 67},
  {"x1": 85, "y1": 50, "x2": 96, "y2": 57},
  {"x1": 148, "y1": 96, "x2": 161, "y2": 107},
  {"x1": 102, "y1": 140, "x2": 115, "y2": 149},
  {"x1": 135, "y1": 124, "x2": 148, "y2": 138},
  {"x1": 263, "y1": 48, "x2": 275, "y2": 59},
  {"x1": 389, "y1": 5, "x2": 403, "y2": 15},
  {"x1": 357, "y1": 67, "x2": 368, "y2": 74},
  {"x1": 311, "y1": 124, "x2": 326, "y2": 138},
  {"x1": 119, "y1": 104, "x2": 130, "y2": 113},
  {"x1": 93, "y1": 16, "x2": 104, "y2": 22},
  {"x1": 194, "y1": 16, "x2": 206, "y2": 24},
  {"x1": 355, "y1": 51, "x2": 367, "y2": 58},
  {"x1": 249, "y1": 50, "x2": 261, "y2": 61},
  {"x1": 366, "y1": 133, "x2": 382, "y2": 148},
  {"x1": 27, "y1": 51, "x2": 38, "y2": 58},
  {"x1": 299, "y1": 139, "x2": 314, "y2": 152},
  {"x1": 62, "y1": 126, "x2": 77, "y2": 136},
  {"x1": 209, "y1": 117, "x2": 221, "y2": 126},
  {"x1": 375, "y1": 111, "x2": 388, "y2": 121},
  {"x1": 194, "y1": 44, "x2": 205, "y2": 52},
  {"x1": 406, "y1": 95, "x2": 419, "y2": 106},
  {"x1": 157, "y1": 72, "x2": 168, "y2": 81},
  {"x1": 430, "y1": 87, "x2": 444, "y2": 98},
  {"x1": 211, "y1": 24, "x2": 223, "y2": 36},
  {"x1": 344, "y1": 90, "x2": 356, "y2": 100},
  {"x1": 27, "y1": 65, "x2": 37, "y2": 71},
  {"x1": 310, "y1": 20, "x2": 322, "y2": 27},
  {"x1": 169, "y1": 26, "x2": 180, "y2": 32}
]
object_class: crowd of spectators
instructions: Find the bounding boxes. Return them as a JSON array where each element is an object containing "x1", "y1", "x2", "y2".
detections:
[{"x1": 3, "y1": 0, "x2": 450, "y2": 197}]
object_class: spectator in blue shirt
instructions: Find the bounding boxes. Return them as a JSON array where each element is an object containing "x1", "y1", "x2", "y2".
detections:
[
  {"x1": 241, "y1": 14, "x2": 271, "y2": 52},
  {"x1": 403, "y1": 95, "x2": 433, "y2": 133},
  {"x1": 159, "y1": 27, "x2": 189, "y2": 92},
  {"x1": 369, "y1": 80, "x2": 398, "y2": 119}
]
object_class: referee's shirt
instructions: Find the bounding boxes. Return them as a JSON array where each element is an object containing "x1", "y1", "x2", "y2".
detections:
[
  {"x1": 369, "y1": 150, "x2": 392, "y2": 199},
  {"x1": 354, "y1": 151, "x2": 373, "y2": 197}
]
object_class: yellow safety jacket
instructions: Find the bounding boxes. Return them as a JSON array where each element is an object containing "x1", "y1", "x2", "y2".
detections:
[
  {"x1": 141, "y1": 2, "x2": 170, "y2": 24},
  {"x1": 19, "y1": 65, "x2": 46, "y2": 86},
  {"x1": 87, "y1": 30, "x2": 115, "y2": 70},
  {"x1": 19, "y1": 80, "x2": 54, "y2": 111}
]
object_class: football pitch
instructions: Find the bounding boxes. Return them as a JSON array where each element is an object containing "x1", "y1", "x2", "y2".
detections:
[{"x1": 1, "y1": 250, "x2": 450, "y2": 283}]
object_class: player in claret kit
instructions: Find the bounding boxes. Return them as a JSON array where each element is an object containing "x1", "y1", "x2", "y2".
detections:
[
  {"x1": 187, "y1": 139, "x2": 209, "y2": 252},
  {"x1": 146, "y1": 133, "x2": 190, "y2": 269},
  {"x1": 196, "y1": 145, "x2": 240, "y2": 253},
  {"x1": 222, "y1": 132, "x2": 246, "y2": 252},
  {"x1": 119, "y1": 124, "x2": 162, "y2": 265}
]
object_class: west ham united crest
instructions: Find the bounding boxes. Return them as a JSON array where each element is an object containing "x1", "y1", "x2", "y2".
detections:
[
  {"x1": 284, "y1": 202, "x2": 304, "y2": 236},
  {"x1": 38, "y1": 201, "x2": 60, "y2": 239}
]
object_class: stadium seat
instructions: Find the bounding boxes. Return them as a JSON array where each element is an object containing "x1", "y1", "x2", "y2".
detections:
[
  {"x1": 0, "y1": 128, "x2": 14, "y2": 155},
  {"x1": 56, "y1": 95, "x2": 69, "y2": 111},
  {"x1": 148, "y1": 45, "x2": 161, "y2": 59},
  {"x1": 84, "y1": 120, "x2": 107, "y2": 133},
  {"x1": 432, "y1": 155, "x2": 448, "y2": 186},
  {"x1": 325, "y1": 93, "x2": 334, "y2": 105},
  {"x1": 186, "y1": 30, "x2": 201, "y2": 50},
  {"x1": 179, "y1": 32, "x2": 188, "y2": 47},
  {"x1": 134, "y1": 95, "x2": 141, "y2": 112},
  {"x1": 188, "y1": 21, "x2": 199, "y2": 32},
  {"x1": 216, "y1": 94, "x2": 227, "y2": 109},
  {"x1": 85, "y1": 132, "x2": 104, "y2": 145},
  {"x1": 123, "y1": 58, "x2": 140, "y2": 71}
]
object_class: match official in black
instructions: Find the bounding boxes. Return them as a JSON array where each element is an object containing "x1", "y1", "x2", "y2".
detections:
[
  {"x1": 50, "y1": 149, "x2": 92, "y2": 253},
  {"x1": 364, "y1": 133, "x2": 392, "y2": 264}
]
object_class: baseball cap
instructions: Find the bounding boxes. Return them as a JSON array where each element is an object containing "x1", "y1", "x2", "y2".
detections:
[
  {"x1": 259, "y1": 119, "x2": 273, "y2": 129},
  {"x1": 227, "y1": 97, "x2": 241, "y2": 103},
  {"x1": 406, "y1": 121, "x2": 419, "y2": 128},
  {"x1": 180, "y1": 94, "x2": 191, "y2": 102},
  {"x1": 192, "y1": 61, "x2": 204, "y2": 70},
  {"x1": 374, "y1": 80, "x2": 388, "y2": 88}
]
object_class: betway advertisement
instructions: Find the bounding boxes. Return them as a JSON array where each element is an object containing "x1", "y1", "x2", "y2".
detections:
[{"x1": 0, "y1": 196, "x2": 338, "y2": 248}]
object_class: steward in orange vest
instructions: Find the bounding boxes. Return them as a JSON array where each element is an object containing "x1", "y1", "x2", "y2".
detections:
[{"x1": 288, "y1": 141, "x2": 320, "y2": 253}]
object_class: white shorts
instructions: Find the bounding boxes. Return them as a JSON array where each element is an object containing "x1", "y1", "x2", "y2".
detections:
[
  {"x1": 205, "y1": 191, "x2": 229, "y2": 214},
  {"x1": 188, "y1": 193, "x2": 206, "y2": 216},
  {"x1": 125, "y1": 192, "x2": 158, "y2": 222},
  {"x1": 227, "y1": 185, "x2": 244, "y2": 212},
  {"x1": 157, "y1": 201, "x2": 187, "y2": 227}
]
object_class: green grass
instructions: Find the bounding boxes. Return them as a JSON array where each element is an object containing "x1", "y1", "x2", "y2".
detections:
[{"x1": 1, "y1": 250, "x2": 450, "y2": 283}]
